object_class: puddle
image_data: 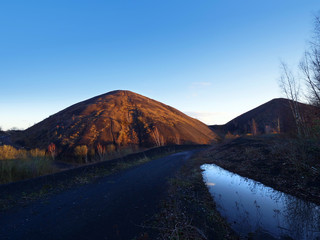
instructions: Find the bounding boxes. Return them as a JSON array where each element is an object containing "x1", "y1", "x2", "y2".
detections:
[{"x1": 201, "y1": 164, "x2": 320, "y2": 239}]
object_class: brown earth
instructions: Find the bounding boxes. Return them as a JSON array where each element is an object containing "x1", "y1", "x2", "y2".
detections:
[
  {"x1": 210, "y1": 98, "x2": 320, "y2": 136},
  {"x1": 12, "y1": 90, "x2": 218, "y2": 155}
]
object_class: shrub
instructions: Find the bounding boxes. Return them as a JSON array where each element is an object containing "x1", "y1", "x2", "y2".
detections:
[
  {"x1": 97, "y1": 143, "x2": 106, "y2": 161},
  {"x1": 0, "y1": 145, "x2": 28, "y2": 160},
  {"x1": 48, "y1": 143, "x2": 56, "y2": 160},
  {"x1": 29, "y1": 148, "x2": 46, "y2": 158},
  {"x1": 74, "y1": 145, "x2": 88, "y2": 163},
  {"x1": 224, "y1": 132, "x2": 240, "y2": 140}
]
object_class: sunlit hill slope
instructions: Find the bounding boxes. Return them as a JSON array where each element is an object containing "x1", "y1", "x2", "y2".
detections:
[{"x1": 13, "y1": 90, "x2": 218, "y2": 152}]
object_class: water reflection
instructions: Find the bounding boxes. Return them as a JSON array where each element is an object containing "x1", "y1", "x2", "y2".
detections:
[{"x1": 201, "y1": 164, "x2": 320, "y2": 240}]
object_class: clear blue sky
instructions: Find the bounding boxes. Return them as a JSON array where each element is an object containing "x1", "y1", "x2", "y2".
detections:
[{"x1": 1, "y1": 0, "x2": 319, "y2": 130}]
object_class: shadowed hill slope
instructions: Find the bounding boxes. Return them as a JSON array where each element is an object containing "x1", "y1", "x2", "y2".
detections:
[
  {"x1": 210, "y1": 98, "x2": 320, "y2": 135},
  {"x1": 13, "y1": 90, "x2": 218, "y2": 151}
]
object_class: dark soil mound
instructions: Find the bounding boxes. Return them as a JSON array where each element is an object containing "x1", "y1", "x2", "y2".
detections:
[
  {"x1": 210, "y1": 98, "x2": 320, "y2": 135},
  {"x1": 12, "y1": 90, "x2": 218, "y2": 152}
]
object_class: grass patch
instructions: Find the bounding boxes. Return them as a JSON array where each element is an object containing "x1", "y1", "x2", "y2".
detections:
[
  {"x1": 0, "y1": 145, "x2": 58, "y2": 184},
  {"x1": 0, "y1": 157, "x2": 57, "y2": 184}
]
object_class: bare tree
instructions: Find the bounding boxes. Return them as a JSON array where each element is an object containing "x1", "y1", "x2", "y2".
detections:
[
  {"x1": 279, "y1": 62, "x2": 306, "y2": 136},
  {"x1": 151, "y1": 127, "x2": 161, "y2": 147},
  {"x1": 151, "y1": 127, "x2": 165, "y2": 147},
  {"x1": 174, "y1": 133, "x2": 181, "y2": 145},
  {"x1": 314, "y1": 14, "x2": 320, "y2": 44},
  {"x1": 48, "y1": 143, "x2": 56, "y2": 161},
  {"x1": 298, "y1": 14, "x2": 320, "y2": 107},
  {"x1": 251, "y1": 119, "x2": 258, "y2": 136},
  {"x1": 277, "y1": 117, "x2": 281, "y2": 133},
  {"x1": 97, "y1": 143, "x2": 106, "y2": 161},
  {"x1": 278, "y1": 13, "x2": 320, "y2": 138},
  {"x1": 300, "y1": 52, "x2": 320, "y2": 106}
]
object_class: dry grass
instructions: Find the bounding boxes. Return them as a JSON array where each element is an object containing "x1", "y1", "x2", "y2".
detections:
[
  {"x1": 202, "y1": 136, "x2": 320, "y2": 205},
  {"x1": 0, "y1": 157, "x2": 57, "y2": 184},
  {"x1": 0, "y1": 145, "x2": 47, "y2": 160},
  {"x1": 139, "y1": 155, "x2": 238, "y2": 240},
  {"x1": 0, "y1": 145, "x2": 57, "y2": 184}
]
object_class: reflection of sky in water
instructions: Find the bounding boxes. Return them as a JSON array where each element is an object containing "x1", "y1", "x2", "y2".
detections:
[{"x1": 202, "y1": 164, "x2": 320, "y2": 240}]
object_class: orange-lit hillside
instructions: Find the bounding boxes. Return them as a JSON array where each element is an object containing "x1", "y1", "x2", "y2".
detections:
[{"x1": 12, "y1": 90, "x2": 218, "y2": 151}]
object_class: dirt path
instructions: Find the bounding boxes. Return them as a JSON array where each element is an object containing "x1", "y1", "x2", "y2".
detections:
[{"x1": 0, "y1": 150, "x2": 197, "y2": 240}]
